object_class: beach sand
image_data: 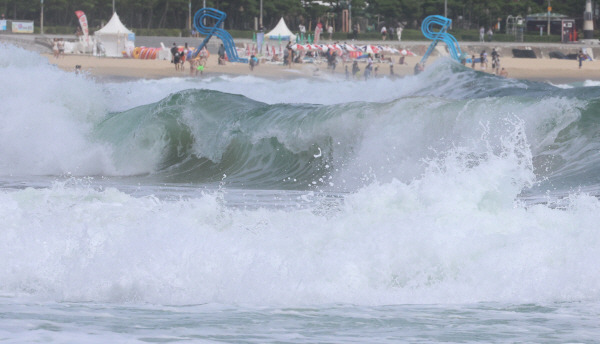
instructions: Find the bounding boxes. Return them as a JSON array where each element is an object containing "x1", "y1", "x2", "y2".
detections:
[{"x1": 42, "y1": 52, "x2": 600, "y2": 84}]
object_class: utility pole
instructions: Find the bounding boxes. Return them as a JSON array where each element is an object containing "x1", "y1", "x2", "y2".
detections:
[
  {"x1": 113, "y1": 0, "x2": 115, "y2": 14},
  {"x1": 348, "y1": 1, "x2": 352, "y2": 33},
  {"x1": 444, "y1": 0, "x2": 447, "y2": 18},
  {"x1": 40, "y1": 0, "x2": 44, "y2": 34},
  {"x1": 547, "y1": 0, "x2": 551, "y2": 36},
  {"x1": 188, "y1": 0, "x2": 191, "y2": 31},
  {"x1": 260, "y1": 0, "x2": 263, "y2": 28}
]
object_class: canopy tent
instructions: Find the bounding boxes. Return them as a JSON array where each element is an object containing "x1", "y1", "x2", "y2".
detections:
[
  {"x1": 265, "y1": 17, "x2": 297, "y2": 42},
  {"x1": 94, "y1": 12, "x2": 135, "y2": 57}
]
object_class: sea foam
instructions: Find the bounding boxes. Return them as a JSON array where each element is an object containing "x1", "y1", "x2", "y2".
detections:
[{"x1": 2, "y1": 44, "x2": 600, "y2": 307}]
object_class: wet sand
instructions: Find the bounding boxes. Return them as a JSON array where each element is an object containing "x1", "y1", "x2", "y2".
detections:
[{"x1": 42, "y1": 52, "x2": 600, "y2": 84}]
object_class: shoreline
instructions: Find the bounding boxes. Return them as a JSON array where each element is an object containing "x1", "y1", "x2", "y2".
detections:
[
  {"x1": 2, "y1": 34, "x2": 597, "y2": 83},
  {"x1": 40, "y1": 52, "x2": 600, "y2": 85}
]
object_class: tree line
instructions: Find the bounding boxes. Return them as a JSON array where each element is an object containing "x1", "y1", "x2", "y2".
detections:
[{"x1": 0, "y1": 0, "x2": 592, "y2": 33}]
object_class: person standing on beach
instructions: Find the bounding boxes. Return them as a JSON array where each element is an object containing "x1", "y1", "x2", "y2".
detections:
[
  {"x1": 479, "y1": 27, "x2": 485, "y2": 42},
  {"x1": 52, "y1": 39, "x2": 59, "y2": 59},
  {"x1": 480, "y1": 50, "x2": 487, "y2": 69},
  {"x1": 315, "y1": 22, "x2": 323, "y2": 44},
  {"x1": 187, "y1": 48, "x2": 196, "y2": 74},
  {"x1": 352, "y1": 24, "x2": 358, "y2": 40},
  {"x1": 491, "y1": 48, "x2": 500, "y2": 74},
  {"x1": 328, "y1": 50, "x2": 337, "y2": 72},
  {"x1": 218, "y1": 44, "x2": 226, "y2": 65},
  {"x1": 249, "y1": 55, "x2": 259, "y2": 71},
  {"x1": 487, "y1": 28, "x2": 493, "y2": 42},
  {"x1": 171, "y1": 43, "x2": 181, "y2": 70},
  {"x1": 180, "y1": 43, "x2": 189, "y2": 71},
  {"x1": 189, "y1": 55, "x2": 197, "y2": 76},
  {"x1": 171, "y1": 43, "x2": 180, "y2": 70},
  {"x1": 397, "y1": 25, "x2": 403, "y2": 41},
  {"x1": 299, "y1": 23, "x2": 306, "y2": 39},
  {"x1": 578, "y1": 50, "x2": 586, "y2": 69},
  {"x1": 365, "y1": 54, "x2": 373, "y2": 80},
  {"x1": 58, "y1": 39, "x2": 65, "y2": 58},
  {"x1": 285, "y1": 44, "x2": 293, "y2": 67},
  {"x1": 381, "y1": 26, "x2": 387, "y2": 40},
  {"x1": 352, "y1": 60, "x2": 360, "y2": 78}
]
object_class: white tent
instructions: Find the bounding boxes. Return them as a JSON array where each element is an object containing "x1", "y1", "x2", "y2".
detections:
[
  {"x1": 94, "y1": 12, "x2": 135, "y2": 57},
  {"x1": 265, "y1": 17, "x2": 297, "y2": 42}
]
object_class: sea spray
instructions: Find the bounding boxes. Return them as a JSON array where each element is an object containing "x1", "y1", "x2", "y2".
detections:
[
  {"x1": 4, "y1": 43, "x2": 600, "y2": 342},
  {"x1": 0, "y1": 44, "x2": 114, "y2": 176},
  {"x1": 2, "y1": 126, "x2": 600, "y2": 305}
]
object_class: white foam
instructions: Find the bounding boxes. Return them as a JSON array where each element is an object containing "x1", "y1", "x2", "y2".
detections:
[
  {"x1": 583, "y1": 80, "x2": 600, "y2": 87},
  {"x1": 2, "y1": 46, "x2": 600, "y2": 307},
  {"x1": 1, "y1": 138, "x2": 600, "y2": 306},
  {"x1": 0, "y1": 44, "x2": 115, "y2": 176}
]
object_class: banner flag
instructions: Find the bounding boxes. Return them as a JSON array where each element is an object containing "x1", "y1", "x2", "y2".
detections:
[{"x1": 75, "y1": 10, "x2": 89, "y2": 43}]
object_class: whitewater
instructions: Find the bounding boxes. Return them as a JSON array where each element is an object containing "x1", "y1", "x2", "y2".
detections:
[{"x1": 2, "y1": 43, "x2": 600, "y2": 342}]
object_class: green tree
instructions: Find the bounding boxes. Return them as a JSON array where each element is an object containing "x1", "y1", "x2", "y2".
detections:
[{"x1": 0, "y1": 0, "x2": 586, "y2": 34}]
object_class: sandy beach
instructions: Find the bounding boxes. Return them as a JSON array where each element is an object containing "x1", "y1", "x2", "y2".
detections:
[{"x1": 41, "y1": 50, "x2": 600, "y2": 84}]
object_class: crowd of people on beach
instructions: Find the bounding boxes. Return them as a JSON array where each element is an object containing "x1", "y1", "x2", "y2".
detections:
[
  {"x1": 52, "y1": 29, "x2": 592, "y2": 82},
  {"x1": 261, "y1": 38, "x2": 414, "y2": 80},
  {"x1": 170, "y1": 42, "x2": 208, "y2": 76},
  {"x1": 461, "y1": 48, "x2": 507, "y2": 77}
]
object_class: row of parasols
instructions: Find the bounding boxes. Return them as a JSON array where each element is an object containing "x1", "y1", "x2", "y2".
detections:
[
  {"x1": 127, "y1": 43, "x2": 416, "y2": 60},
  {"x1": 285, "y1": 43, "x2": 416, "y2": 56}
]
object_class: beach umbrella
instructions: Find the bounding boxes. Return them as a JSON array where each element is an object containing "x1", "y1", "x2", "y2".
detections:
[
  {"x1": 382, "y1": 46, "x2": 399, "y2": 55},
  {"x1": 291, "y1": 43, "x2": 304, "y2": 51},
  {"x1": 343, "y1": 44, "x2": 356, "y2": 52}
]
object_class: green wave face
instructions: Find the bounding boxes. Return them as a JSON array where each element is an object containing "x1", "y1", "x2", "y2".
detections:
[
  {"x1": 93, "y1": 62, "x2": 600, "y2": 193},
  {"x1": 94, "y1": 89, "x2": 376, "y2": 189}
]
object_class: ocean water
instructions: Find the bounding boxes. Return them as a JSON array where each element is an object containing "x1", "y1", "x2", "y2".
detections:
[{"x1": 2, "y1": 43, "x2": 600, "y2": 342}]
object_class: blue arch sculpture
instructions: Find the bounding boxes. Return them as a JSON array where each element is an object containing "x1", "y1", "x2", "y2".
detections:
[
  {"x1": 192, "y1": 8, "x2": 247, "y2": 63},
  {"x1": 419, "y1": 15, "x2": 464, "y2": 65}
]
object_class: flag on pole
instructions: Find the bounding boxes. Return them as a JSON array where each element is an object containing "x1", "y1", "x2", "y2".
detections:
[{"x1": 74, "y1": 10, "x2": 89, "y2": 43}]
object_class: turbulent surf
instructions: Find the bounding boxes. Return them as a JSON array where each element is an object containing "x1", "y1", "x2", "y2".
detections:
[{"x1": 2, "y1": 43, "x2": 600, "y2": 342}]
